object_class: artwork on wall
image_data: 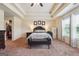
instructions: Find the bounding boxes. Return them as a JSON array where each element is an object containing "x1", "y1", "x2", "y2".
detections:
[
  {"x1": 34, "y1": 21, "x2": 37, "y2": 25},
  {"x1": 42, "y1": 21, "x2": 45, "y2": 25},
  {"x1": 38, "y1": 21, "x2": 41, "y2": 25},
  {"x1": 34, "y1": 20, "x2": 45, "y2": 25}
]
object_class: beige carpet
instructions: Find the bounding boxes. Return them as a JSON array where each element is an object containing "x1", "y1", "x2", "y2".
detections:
[{"x1": 0, "y1": 37, "x2": 79, "y2": 56}]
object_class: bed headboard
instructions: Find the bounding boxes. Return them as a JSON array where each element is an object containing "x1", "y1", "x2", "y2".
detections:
[{"x1": 33, "y1": 26, "x2": 45, "y2": 32}]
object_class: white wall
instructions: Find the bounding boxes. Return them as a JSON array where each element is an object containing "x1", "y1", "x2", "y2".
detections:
[
  {"x1": 13, "y1": 16, "x2": 22, "y2": 40},
  {"x1": 58, "y1": 19, "x2": 62, "y2": 40},
  {"x1": 52, "y1": 27, "x2": 57, "y2": 39},
  {"x1": 0, "y1": 9, "x2": 5, "y2": 30},
  {"x1": 21, "y1": 19, "x2": 52, "y2": 32}
]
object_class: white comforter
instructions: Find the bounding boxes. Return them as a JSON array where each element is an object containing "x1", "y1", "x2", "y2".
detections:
[{"x1": 27, "y1": 32, "x2": 52, "y2": 40}]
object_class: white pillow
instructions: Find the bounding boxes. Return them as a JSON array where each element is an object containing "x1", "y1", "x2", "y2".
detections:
[{"x1": 35, "y1": 30, "x2": 45, "y2": 32}]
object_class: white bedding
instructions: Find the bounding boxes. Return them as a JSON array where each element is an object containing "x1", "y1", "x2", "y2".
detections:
[{"x1": 27, "y1": 32, "x2": 52, "y2": 40}]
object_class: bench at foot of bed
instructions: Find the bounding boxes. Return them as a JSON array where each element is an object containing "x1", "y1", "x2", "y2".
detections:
[{"x1": 28, "y1": 38, "x2": 51, "y2": 49}]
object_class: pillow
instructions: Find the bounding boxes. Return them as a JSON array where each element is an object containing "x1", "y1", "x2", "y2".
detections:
[{"x1": 35, "y1": 30, "x2": 45, "y2": 32}]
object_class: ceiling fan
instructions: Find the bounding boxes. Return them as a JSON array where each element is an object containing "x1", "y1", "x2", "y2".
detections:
[{"x1": 31, "y1": 3, "x2": 43, "y2": 7}]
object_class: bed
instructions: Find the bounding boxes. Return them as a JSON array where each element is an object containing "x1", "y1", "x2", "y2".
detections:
[{"x1": 27, "y1": 26, "x2": 52, "y2": 49}]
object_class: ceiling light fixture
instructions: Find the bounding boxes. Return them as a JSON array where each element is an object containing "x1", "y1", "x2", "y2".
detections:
[{"x1": 30, "y1": 3, "x2": 43, "y2": 7}]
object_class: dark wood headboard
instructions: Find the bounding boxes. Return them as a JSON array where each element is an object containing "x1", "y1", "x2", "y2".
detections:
[{"x1": 33, "y1": 26, "x2": 45, "y2": 32}]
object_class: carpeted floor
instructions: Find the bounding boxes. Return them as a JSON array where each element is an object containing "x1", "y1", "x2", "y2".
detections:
[{"x1": 0, "y1": 37, "x2": 79, "y2": 56}]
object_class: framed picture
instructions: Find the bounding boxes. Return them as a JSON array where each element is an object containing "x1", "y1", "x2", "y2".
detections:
[
  {"x1": 38, "y1": 21, "x2": 41, "y2": 25},
  {"x1": 34, "y1": 20, "x2": 45, "y2": 25},
  {"x1": 42, "y1": 21, "x2": 45, "y2": 25},
  {"x1": 34, "y1": 21, "x2": 37, "y2": 25}
]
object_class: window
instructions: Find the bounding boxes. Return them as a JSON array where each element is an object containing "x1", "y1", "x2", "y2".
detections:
[{"x1": 62, "y1": 17, "x2": 70, "y2": 37}]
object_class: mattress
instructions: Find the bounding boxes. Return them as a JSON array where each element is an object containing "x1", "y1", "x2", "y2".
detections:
[{"x1": 27, "y1": 32, "x2": 52, "y2": 40}]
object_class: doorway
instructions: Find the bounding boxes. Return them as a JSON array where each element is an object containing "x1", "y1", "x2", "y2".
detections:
[{"x1": 6, "y1": 20, "x2": 12, "y2": 40}]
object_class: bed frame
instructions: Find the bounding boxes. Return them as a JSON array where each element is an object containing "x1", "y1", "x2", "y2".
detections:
[{"x1": 27, "y1": 26, "x2": 52, "y2": 49}]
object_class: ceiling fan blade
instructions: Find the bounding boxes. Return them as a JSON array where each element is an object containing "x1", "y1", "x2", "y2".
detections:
[
  {"x1": 31, "y1": 3, "x2": 34, "y2": 7},
  {"x1": 40, "y1": 3, "x2": 43, "y2": 7}
]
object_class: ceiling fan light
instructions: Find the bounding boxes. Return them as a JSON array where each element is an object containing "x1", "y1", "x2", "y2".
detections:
[
  {"x1": 40, "y1": 3, "x2": 43, "y2": 7},
  {"x1": 30, "y1": 3, "x2": 43, "y2": 7},
  {"x1": 31, "y1": 3, "x2": 34, "y2": 7}
]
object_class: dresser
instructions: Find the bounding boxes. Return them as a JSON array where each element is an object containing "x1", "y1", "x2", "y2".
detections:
[{"x1": 0, "y1": 30, "x2": 5, "y2": 49}]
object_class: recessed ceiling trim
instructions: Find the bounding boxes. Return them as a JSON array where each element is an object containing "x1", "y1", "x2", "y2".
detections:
[
  {"x1": 50, "y1": 3, "x2": 63, "y2": 16},
  {"x1": 14, "y1": 3, "x2": 26, "y2": 15},
  {"x1": 49, "y1": 3, "x2": 58, "y2": 14},
  {"x1": 3, "y1": 3, "x2": 24, "y2": 19},
  {"x1": 53, "y1": 3, "x2": 70, "y2": 17},
  {"x1": 56, "y1": 4, "x2": 79, "y2": 17}
]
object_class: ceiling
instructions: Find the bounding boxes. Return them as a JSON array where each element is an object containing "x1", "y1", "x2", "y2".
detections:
[
  {"x1": 16, "y1": 3, "x2": 53, "y2": 20},
  {"x1": 17, "y1": 3, "x2": 53, "y2": 13},
  {"x1": 0, "y1": 4, "x2": 15, "y2": 17},
  {"x1": 0, "y1": 3, "x2": 79, "y2": 20}
]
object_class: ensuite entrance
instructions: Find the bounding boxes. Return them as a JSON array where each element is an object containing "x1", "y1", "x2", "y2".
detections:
[{"x1": 5, "y1": 20, "x2": 12, "y2": 40}]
